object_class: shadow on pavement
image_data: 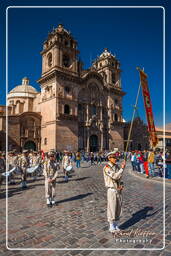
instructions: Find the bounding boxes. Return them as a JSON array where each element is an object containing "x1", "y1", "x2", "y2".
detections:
[
  {"x1": 120, "y1": 206, "x2": 164, "y2": 230},
  {"x1": 0, "y1": 185, "x2": 36, "y2": 199},
  {"x1": 57, "y1": 192, "x2": 93, "y2": 204}
]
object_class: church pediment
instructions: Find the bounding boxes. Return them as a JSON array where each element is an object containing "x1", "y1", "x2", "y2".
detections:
[{"x1": 81, "y1": 71, "x2": 103, "y2": 83}]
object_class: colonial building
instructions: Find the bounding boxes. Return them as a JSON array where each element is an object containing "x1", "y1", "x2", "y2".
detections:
[
  {"x1": 124, "y1": 117, "x2": 150, "y2": 151},
  {"x1": 155, "y1": 127, "x2": 171, "y2": 151},
  {"x1": 0, "y1": 24, "x2": 126, "y2": 152}
]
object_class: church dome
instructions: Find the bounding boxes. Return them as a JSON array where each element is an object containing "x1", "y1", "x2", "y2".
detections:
[{"x1": 8, "y1": 77, "x2": 38, "y2": 99}]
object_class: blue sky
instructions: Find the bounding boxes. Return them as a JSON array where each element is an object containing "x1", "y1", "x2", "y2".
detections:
[{"x1": 0, "y1": 0, "x2": 170, "y2": 128}]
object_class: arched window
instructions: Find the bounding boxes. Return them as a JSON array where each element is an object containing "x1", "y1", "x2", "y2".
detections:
[
  {"x1": 63, "y1": 54, "x2": 70, "y2": 67},
  {"x1": 112, "y1": 73, "x2": 115, "y2": 84},
  {"x1": 92, "y1": 105, "x2": 96, "y2": 115},
  {"x1": 114, "y1": 113, "x2": 118, "y2": 122},
  {"x1": 65, "y1": 86, "x2": 70, "y2": 94},
  {"x1": 78, "y1": 104, "x2": 82, "y2": 111},
  {"x1": 47, "y1": 53, "x2": 52, "y2": 67},
  {"x1": 44, "y1": 138, "x2": 47, "y2": 145},
  {"x1": 64, "y1": 104, "x2": 70, "y2": 114},
  {"x1": 115, "y1": 99, "x2": 118, "y2": 105}
]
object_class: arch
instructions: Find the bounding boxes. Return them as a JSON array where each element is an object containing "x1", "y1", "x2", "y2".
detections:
[
  {"x1": 64, "y1": 104, "x2": 70, "y2": 114},
  {"x1": 24, "y1": 140, "x2": 36, "y2": 151},
  {"x1": 82, "y1": 71, "x2": 103, "y2": 83},
  {"x1": 47, "y1": 52, "x2": 52, "y2": 67},
  {"x1": 89, "y1": 135, "x2": 99, "y2": 152},
  {"x1": 138, "y1": 143, "x2": 142, "y2": 150},
  {"x1": 114, "y1": 113, "x2": 118, "y2": 122},
  {"x1": 92, "y1": 105, "x2": 97, "y2": 115}
]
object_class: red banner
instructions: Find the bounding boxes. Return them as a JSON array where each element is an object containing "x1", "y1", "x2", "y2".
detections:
[{"x1": 139, "y1": 69, "x2": 158, "y2": 147}]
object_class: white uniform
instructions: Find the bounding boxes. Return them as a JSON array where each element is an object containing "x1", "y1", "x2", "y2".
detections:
[
  {"x1": 103, "y1": 162, "x2": 124, "y2": 223},
  {"x1": 43, "y1": 159, "x2": 58, "y2": 200}
]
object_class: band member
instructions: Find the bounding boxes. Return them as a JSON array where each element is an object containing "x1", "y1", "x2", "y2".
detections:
[
  {"x1": 103, "y1": 151, "x2": 126, "y2": 232},
  {"x1": 7, "y1": 151, "x2": 18, "y2": 184},
  {"x1": 0, "y1": 152, "x2": 6, "y2": 188},
  {"x1": 43, "y1": 152, "x2": 59, "y2": 207},
  {"x1": 62, "y1": 151, "x2": 71, "y2": 182},
  {"x1": 19, "y1": 150, "x2": 30, "y2": 189},
  {"x1": 30, "y1": 151, "x2": 41, "y2": 180}
]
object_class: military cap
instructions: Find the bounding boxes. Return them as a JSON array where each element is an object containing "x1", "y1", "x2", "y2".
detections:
[{"x1": 106, "y1": 150, "x2": 118, "y2": 158}]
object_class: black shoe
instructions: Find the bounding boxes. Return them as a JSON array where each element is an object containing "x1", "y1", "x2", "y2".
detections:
[{"x1": 47, "y1": 203, "x2": 52, "y2": 208}]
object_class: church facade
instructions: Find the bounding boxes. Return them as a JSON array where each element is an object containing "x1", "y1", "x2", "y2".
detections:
[{"x1": 0, "y1": 24, "x2": 126, "y2": 152}]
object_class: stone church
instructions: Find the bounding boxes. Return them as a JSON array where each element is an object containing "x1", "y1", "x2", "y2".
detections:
[{"x1": 0, "y1": 24, "x2": 126, "y2": 152}]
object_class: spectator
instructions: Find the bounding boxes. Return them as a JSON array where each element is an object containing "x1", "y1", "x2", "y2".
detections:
[
  {"x1": 76, "y1": 151, "x2": 81, "y2": 168},
  {"x1": 131, "y1": 152, "x2": 137, "y2": 171},
  {"x1": 148, "y1": 149, "x2": 155, "y2": 177},
  {"x1": 166, "y1": 152, "x2": 171, "y2": 179},
  {"x1": 139, "y1": 152, "x2": 145, "y2": 174}
]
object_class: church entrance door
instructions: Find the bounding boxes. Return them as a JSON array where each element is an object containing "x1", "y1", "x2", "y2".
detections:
[
  {"x1": 24, "y1": 141, "x2": 36, "y2": 151},
  {"x1": 89, "y1": 135, "x2": 98, "y2": 152}
]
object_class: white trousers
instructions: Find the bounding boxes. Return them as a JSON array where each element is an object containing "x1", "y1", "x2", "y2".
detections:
[{"x1": 107, "y1": 188, "x2": 122, "y2": 223}]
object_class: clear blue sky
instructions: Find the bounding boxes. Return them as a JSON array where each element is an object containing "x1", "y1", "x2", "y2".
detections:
[{"x1": 0, "y1": 0, "x2": 170, "y2": 128}]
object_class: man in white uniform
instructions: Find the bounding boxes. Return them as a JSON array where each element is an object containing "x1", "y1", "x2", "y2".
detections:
[
  {"x1": 43, "y1": 152, "x2": 59, "y2": 207},
  {"x1": 103, "y1": 151, "x2": 126, "y2": 232}
]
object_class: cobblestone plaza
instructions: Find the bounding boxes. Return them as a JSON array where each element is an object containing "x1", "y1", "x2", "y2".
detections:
[{"x1": 1, "y1": 162, "x2": 171, "y2": 255}]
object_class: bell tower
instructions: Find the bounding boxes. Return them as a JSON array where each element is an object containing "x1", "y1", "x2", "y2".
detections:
[
  {"x1": 92, "y1": 48, "x2": 121, "y2": 88},
  {"x1": 41, "y1": 24, "x2": 80, "y2": 76}
]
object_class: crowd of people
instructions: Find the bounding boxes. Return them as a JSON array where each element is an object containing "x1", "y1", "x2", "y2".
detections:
[
  {"x1": 0, "y1": 148, "x2": 171, "y2": 191},
  {"x1": 127, "y1": 149, "x2": 171, "y2": 179}
]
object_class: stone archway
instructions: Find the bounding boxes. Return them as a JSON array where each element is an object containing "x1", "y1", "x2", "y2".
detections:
[
  {"x1": 24, "y1": 140, "x2": 36, "y2": 151},
  {"x1": 89, "y1": 135, "x2": 98, "y2": 152}
]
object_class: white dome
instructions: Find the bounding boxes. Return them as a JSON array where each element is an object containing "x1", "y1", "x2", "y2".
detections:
[{"x1": 8, "y1": 77, "x2": 38, "y2": 99}]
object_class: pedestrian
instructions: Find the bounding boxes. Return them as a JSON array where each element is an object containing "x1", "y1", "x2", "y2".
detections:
[
  {"x1": 62, "y1": 150, "x2": 71, "y2": 182},
  {"x1": 139, "y1": 152, "x2": 145, "y2": 174},
  {"x1": 131, "y1": 152, "x2": 136, "y2": 171},
  {"x1": 0, "y1": 152, "x2": 6, "y2": 188},
  {"x1": 7, "y1": 151, "x2": 18, "y2": 184},
  {"x1": 103, "y1": 151, "x2": 126, "y2": 232},
  {"x1": 148, "y1": 149, "x2": 155, "y2": 177},
  {"x1": 90, "y1": 152, "x2": 95, "y2": 165},
  {"x1": 19, "y1": 150, "x2": 30, "y2": 189},
  {"x1": 76, "y1": 151, "x2": 81, "y2": 168},
  {"x1": 30, "y1": 151, "x2": 41, "y2": 181},
  {"x1": 43, "y1": 151, "x2": 59, "y2": 207},
  {"x1": 166, "y1": 152, "x2": 171, "y2": 179}
]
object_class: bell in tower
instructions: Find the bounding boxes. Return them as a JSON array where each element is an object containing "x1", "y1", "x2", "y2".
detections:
[{"x1": 41, "y1": 24, "x2": 80, "y2": 76}]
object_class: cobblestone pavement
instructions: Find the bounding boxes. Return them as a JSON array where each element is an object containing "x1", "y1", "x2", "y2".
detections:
[{"x1": 0, "y1": 161, "x2": 171, "y2": 256}]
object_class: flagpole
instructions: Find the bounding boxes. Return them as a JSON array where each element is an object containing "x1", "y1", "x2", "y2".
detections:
[{"x1": 125, "y1": 67, "x2": 142, "y2": 158}]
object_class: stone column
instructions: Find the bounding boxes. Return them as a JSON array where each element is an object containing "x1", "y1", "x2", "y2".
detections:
[
  {"x1": 16, "y1": 102, "x2": 20, "y2": 114},
  {"x1": 86, "y1": 104, "x2": 89, "y2": 122},
  {"x1": 59, "y1": 49, "x2": 63, "y2": 67},
  {"x1": 56, "y1": 47, "x2": 60, "y2": 66},
  {"x1": 42, "y1": 55, "x2": 45, "y2": 73},
  {"x1": 100, "y1": 130, "x2": 103, "y2": 151},
  {"x1": 86, "y1": 128, "x2": 90, "y2": 152},
  {"x1": 100, "y1": 105, "x2": 103, "y2": 121}
]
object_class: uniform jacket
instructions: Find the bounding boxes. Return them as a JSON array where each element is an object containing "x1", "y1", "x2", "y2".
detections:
[
  {"x1": 103, "y1": 162, "x2": 124, "y2": 190},
  {"x1": 43, "y1": 160, "x2": 58, "y2": 180},
  {"x1": 19, "y1": 155, "x2": 30, "y2": 170},
  {"x1": 62, "y1": 155, "x2": 70, "y2": 169}
]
